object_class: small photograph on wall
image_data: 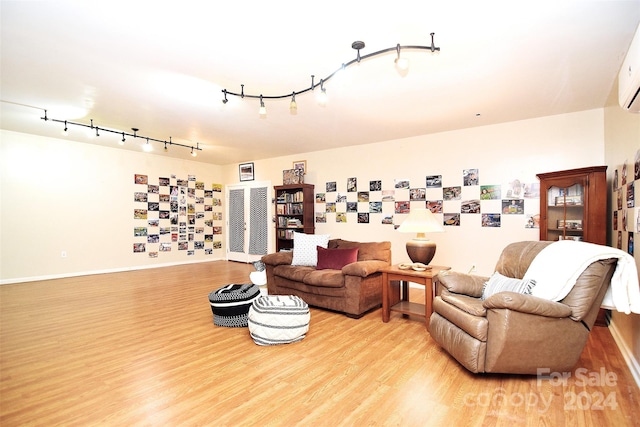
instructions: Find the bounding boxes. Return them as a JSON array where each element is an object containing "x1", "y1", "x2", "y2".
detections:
[
  {"x1": 617, "y1": 231, "x2": 622, "y2": 249},
  {"x1": 480, "y1": 185, "x2": 500, "y2": 200},
  {"x1": 369, "y1": 202, "x2": 382, "y2": 213},
  {"x1": 427, "y1": 200, "x2": 443, "y2": 213},
  {"x1": 336, "y1": 212, "x2": 347, "y2": 223},
  {"x1": 135, "y1": 174, "x2": 148, "y2": 185},
  {"x1": 347, "y1": 177, "x2": 357, "y2": 192},
  {"x1": 613, "y1": 210, "x2": 618, "y2": 231},
  {"x1": 636, "y1": 208, "x2": 640, "y2": 232},
  {"x1": 382, "y1": 215, "x2": 393, "y2": 225},
  {"x1": 370, "y1": 180, "x2": 382, "y2": 191},
  {"x1": 461, "y1": 200, "x2": 481, "y2": 214},
  {"x1": 148, "y1": 219, "x2": 159, "y2": 227},
  {"x1": 628, "y1": 232, "x2": 634, "y2": 256},
  {"x1": 316, "y1": 193, "x2": 326, "y2": 203},
  {"x1": 358, "y1": 192, "x2": 369, "y2": 202},
  {"x1": 326, "y1": 203, "x2": 336, "y2": 213},
  {"x1": 618, "y1": 189, "x2": 623, "y2": 210},
  {"x1": 149, "y1": 252, "x2": 158, "y2": 258},
  {"x1": 395, "y1": 201, "x2": 410, "y2": 214},
  {"x1": 443, "y1": 186, "x2": 461, "y2": 200},
  {"x1": 316, "y1": 212, "x2": 327, "y2": 223},
  {"x1": 336, "y1": 193, "x2": 347, "y2": 203},
  {"x1": 346, "y1": 202, "x2": 358, "y2": 213},
  {"x1": 212, "y1": 183, "x2": 222, "y2": 192},
  {"x1": 148, "y1": 185, "x2": 159, "y2": 194},
  {"x1": 134, "y1": 192, "x2": 148, "y2": 202},
  {"x1": 134, "y1": 227, "x2": 147, "y2": 237},
  {"x1": 410, "y1": 188, "x2": 426, "y2": 201},
  {"x1": 134, "y1": 209, "x2": 148, "y2": 219},
  {"x1": 627, "y1": 182, "x2": 635, "y2": 208},
  {"x1": 463, "y1": 169, "x2": 479, "y2": 186},
  {"x1": 525, "y1": 214, "x2": 540, "y2": 229},
  {"x1": 502, "y1": 199, "x2": 524, "y2": 214},
  {"x1": 482, "y1": 213, "x2": 501, "y2": 227},
  {"x1": 395, "y1": 179, "x2": 410, "y2": 189},
  {"x1": 133, "y1": 243, "x2": 146, "y2": 253},
  {"x1": 523, "y1": 183, "x2": 540, "y2": 198},
  {"x1": 426, "y1": 175, "x2": 442, "y2": 188},
  {"x1": 505, "y1": 179, "x2": 524, "y2": 199},
  {"x1": 358, "y1": 213, "x2": 370, "y2": 224},
  {"x1": 635, "y1": 149, "x2": 640, "y2": 180},
  {"x1": 159, "y1": 177, "x2": 170, "y2": 186},
  {"x1": 444, "y1": 213, "x2": 460, "y2": 226},
  {"x1": 326, "y1": 181, "x2": 337, "y2": 192},
  {"x1": 622, "y1": 162, "x2": 628, "y2": 186},
  {"x1": 382, "y1": 190, "x2": 395, "y2": 202}
]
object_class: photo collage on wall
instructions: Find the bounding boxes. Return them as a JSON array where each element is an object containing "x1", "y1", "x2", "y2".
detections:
[
  {"x1": 612, "y1": 149, "x2": 640, "y2": 256},
  {"x1": 133, "y1": 174, "x2": 223, "y2": 257},
  {"x1": 315, "y1": 169, "x2": 539, "y2": 228}
]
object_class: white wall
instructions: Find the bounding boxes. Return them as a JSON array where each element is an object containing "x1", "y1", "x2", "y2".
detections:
[
  {"x1": 0, "y1": 130, "x2": 224, "y2": 283},
  {"x1": 224, "y1": 109, "x2": 605, "y2": 275},
  {"x1": 604, "y1": 86, "x2": 640, "y2": 384}
]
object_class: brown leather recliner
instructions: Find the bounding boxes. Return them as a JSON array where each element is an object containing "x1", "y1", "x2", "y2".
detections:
[{"x1": 429, "y1": 241, "x2": 616, "y2": 374}]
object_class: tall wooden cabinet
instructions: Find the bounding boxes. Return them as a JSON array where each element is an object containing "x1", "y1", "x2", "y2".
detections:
[
  {"x1": 537, "y1": 166, "x2": 607, "y2": 244},
  {"x1": 274, "y1": 184, "x2": 315, "y2": 252},
  {"x1": 537, "y1": 166, "x2": 608, "y2": 326}
]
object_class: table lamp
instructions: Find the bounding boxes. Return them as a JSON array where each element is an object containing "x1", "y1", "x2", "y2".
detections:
[{"x1": 397, "y1": 208, "x2": 444, "y2": 265}]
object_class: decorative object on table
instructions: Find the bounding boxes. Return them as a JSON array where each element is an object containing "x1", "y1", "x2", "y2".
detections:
[
  {"x1": 247, "y1": 295, "x2": 310, "y2": 346},
  {"x1": 239, "y1": 162, "x2": 255, "y2": 182},
  {"x1": 208, "y1": 284, "x2": 261, "y2": 327},
  {"x1": 397, "y1": 208, "x2": 444, "y2": 265},
  {"x1": 283, "y1": 168, "x2": 304, "y2": 185}
]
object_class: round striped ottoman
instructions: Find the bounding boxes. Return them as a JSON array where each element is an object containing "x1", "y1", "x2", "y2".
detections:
[
  {"x1": 208, "y1": 284, "x2": 261, "y2": 327},
  {"x1": 247, "y1": 295, "x2": 310, "y2": 345}
]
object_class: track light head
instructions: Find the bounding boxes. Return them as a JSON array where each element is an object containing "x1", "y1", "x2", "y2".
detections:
[
  {"x1": 119, "y1": 132, "x2": 126, "y2": 145},
  {"x1": 191, "y1": 147, "x2": 197, "y2": 157},
  {"x1": 143, "y1": 138, "x2": 152, "y2": 152},
  {"x1": 352, "y1": 40, "x2": 365, "y2": 62},
  {"x1": 61, "y1": 120, "x2": 68, "y2": 136},
  {"x1": 290, "y1": 92, "x2": 297, "y2": 115},
  {"x1": 259, "y1": 95, "x2": 267, "y2": 117}
]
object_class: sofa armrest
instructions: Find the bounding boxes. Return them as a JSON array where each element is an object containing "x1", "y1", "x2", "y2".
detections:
[
  {"x1": 483, "y1": 292, "x2": 572, "y2": 318},
  {"x1": 342, "y1": 260, "x2": 389, "y2": 278},
  {"x1": 262, "y1": 251, "x2": 293, "y2": 267},
  {"x1": 437, "y1": 271, "x2": 488, "y2": 298}
]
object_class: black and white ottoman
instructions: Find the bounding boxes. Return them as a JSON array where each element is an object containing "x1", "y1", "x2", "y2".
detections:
[
  {"x1": 247, "y1": 295, "x2": 310, "y2": 345},
  {"x1": 208, "y1": 284, "x2": 261, "y2": 327}
]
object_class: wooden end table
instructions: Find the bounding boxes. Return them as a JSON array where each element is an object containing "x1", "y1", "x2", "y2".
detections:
[{"x1": 381, "y1": 264, "x2": 450, "y2": 330}]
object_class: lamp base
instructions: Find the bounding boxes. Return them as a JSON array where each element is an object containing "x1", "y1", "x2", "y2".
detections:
[{"x1": 406, "y1": 239, "x2": 437, "y2": 265}]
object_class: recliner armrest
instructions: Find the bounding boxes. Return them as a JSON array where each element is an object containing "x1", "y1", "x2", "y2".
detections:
[
  {"x1": 483, "y1": 292, "x2": 572, "y2": 318},
  {"x1": 437, "y1": 271, "x2": 488, "y2": 298},
  {"x1": 342, "y1": 260, "x2": 389, "y2": 278},
  {"x1": 262, "y1": 251, "x2": 293, "y2": 267}
]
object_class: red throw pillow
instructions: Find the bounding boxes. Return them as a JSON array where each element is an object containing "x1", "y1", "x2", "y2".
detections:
[{"x1": 316, "y1": 246, "x2": 359, "y2": 270}]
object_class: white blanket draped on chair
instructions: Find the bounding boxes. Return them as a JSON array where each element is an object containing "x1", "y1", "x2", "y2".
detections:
[{"x1": 522, "y1": 240, "x2": 640, "y2": 314}]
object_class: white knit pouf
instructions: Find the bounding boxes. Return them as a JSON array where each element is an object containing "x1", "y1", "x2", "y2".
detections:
[{"x1": 247, "y1": 295, "x2": 310, "y2": 345}]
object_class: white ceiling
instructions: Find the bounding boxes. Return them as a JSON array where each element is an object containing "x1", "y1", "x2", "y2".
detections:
[{"x1": 1, "y1": 1, "x2": 639, "y2": 165}]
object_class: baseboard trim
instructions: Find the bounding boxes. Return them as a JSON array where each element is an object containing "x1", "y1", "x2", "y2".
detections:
[
  {"x1": 0, "y1": 257, "x2": 226, "y2": 285},
  {"x1": 608, "y1": 319, "x2": 640, "y2": 390}
]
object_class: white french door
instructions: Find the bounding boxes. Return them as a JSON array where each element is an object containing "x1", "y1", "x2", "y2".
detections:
[{"x1": 226, "y1": 181, "x2": 271, "y2": 263}]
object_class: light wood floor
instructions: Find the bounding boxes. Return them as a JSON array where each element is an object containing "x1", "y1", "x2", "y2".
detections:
[{"x1": 1, "y1": 261, "x2": 639, "y2": 426}]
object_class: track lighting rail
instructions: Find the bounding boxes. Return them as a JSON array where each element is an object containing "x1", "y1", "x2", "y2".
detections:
[
  {"x1": 221, "y1": 33, "x2": 440, "y2": 103},
  {"x1": 40, "y1": 110, "x2": 202, "y2": 155}
]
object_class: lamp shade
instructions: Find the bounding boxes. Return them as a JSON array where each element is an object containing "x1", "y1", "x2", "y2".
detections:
[
  {"x1": 397, "y1": 209, "x2": 444, "y2": 235},
  {"x1": 398, "y1": 209, "x2": 444, "y2": 265}
]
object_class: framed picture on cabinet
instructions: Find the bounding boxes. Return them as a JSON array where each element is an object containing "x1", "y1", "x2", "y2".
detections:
[
  {"x1": 293, "y1": 160, "x2": 307, "y2": 173},
  {"x1": 239, "y1": 162, "x2": 255, "y2": 181}
]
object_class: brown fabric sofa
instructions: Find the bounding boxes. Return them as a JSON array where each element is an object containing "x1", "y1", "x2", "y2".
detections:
[
  {"x1": 429, "y1": 241, "x2": 616, "y2": 374},
  {"x1": 262, "y1": 239, "x2": 391, "y2": 318}
]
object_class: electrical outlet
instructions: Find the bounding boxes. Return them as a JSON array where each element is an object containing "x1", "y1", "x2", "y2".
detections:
[{"x1": 61, "y1": 251, "x2": 67, "y2": 258}]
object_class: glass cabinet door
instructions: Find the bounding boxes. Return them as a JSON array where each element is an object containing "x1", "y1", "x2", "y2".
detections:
[{"x1": 545, "y1": 183, "x2": 584, "y2": 241}]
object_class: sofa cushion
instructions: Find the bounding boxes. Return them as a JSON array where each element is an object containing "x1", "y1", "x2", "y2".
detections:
[
  {"x1": 291, "y1": 232, "x2": 330, "y2": 266},
  {"x1": 332, "y1": 239, "x2": 391, "y2": 263},
  {"x1": 316, "y1": 246, "x2": 359, "y2": 270},
  {"x1": 481, "y1": 272, "x2": 536, "y2": 300},
  {"x1": 303, "y1": 269, "x2": 345, "y2": 287},
  {"x1": 273, "y1": 265, "x2": 314, "y2": 282}
]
